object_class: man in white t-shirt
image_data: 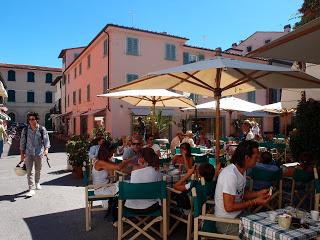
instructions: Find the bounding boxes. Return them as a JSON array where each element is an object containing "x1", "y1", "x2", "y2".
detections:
[
  {"x1": 214, "y1": 140, "x2": 271, "y2": 235},
  {"x1": 170, "y1": 131, "x2": 183, "y2": 153},
  {"x1": 241, "y1": 120, "x2": 255, "y2": 141},
  {"x1": 181, "y1": 130, "x2": 195, "y2": 147}
]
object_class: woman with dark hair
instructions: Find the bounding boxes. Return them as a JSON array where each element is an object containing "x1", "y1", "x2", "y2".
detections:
[
  {"x1": 172, "y1": 142, "x2": 193, "y2": 170},
  {"x1": 214, "y1": 140, "x2": 271, "y2": 235},
  {"x1": 92, "y1": 142, "x2": 130, "y2": 208},
  {"x1": 124, "y1": 147, "x2": 162, "y2": 211}
]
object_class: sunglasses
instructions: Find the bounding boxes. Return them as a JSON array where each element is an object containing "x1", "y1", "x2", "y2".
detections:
[
  {"x1": 132, "y1": 142, "x2": 141, "y2": 146},
  {"x1": 29, "y1": 118, "x2": 36, "y2": 121}
]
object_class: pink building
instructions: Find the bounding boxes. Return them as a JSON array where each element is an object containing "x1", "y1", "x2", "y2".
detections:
[{"x1": 58, "y1": 24, "x2": 268, "y2": 139}]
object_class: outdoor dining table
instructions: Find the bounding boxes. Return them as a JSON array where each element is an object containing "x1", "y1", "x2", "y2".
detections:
[
  {"x1": 239, "y1": 207, "x2": 320, "y2": 240},
  {"x1": 282, "y1": 162, "x2": 300, "y2": 168}
]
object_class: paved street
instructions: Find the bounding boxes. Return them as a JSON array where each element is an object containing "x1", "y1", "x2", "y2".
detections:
[{"x1": 0, "y1": 143, "x2": 185, "y2": 240}]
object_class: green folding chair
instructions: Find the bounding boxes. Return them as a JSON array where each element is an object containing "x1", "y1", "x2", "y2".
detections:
[
  {"x1": 191, "y1": 147, "x2": 201, "y2": 154},
  {"x1": 248, "y1": 168, "x2": 283, "y2": 212},
  {"x1": 117, "y1": 176, "x2": 167, "y2": 240},
  {"x1": 192, "y1": 178, "x2": 239, "y2": 240},
  {"x1": 314, "y1": 167, "x2": 320, "y2": 211}
]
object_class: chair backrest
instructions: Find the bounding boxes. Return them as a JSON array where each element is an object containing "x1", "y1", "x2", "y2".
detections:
[
  {"x1": 191, "y1": 147, "x2": 201, "y2": 154},
  {"x1": 118, "y1": 179, "x2": 167, "y2": 200},
  {"x1": 314, "y1": 167, "x2": 320, "y2": 194},
  {"x1": 250, "y1": 167, "x2": 282, "y2": 182},
  {"x1": 293, "y1": 168, "x2": 314, "y2": 183},
  {"x1": 175, "y1": 147, "x2": 181, "y2": 155}
]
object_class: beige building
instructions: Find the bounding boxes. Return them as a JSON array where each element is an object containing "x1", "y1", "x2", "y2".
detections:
[{"x1": 0, "y1": 63, "x2": 62, "y2": 129}]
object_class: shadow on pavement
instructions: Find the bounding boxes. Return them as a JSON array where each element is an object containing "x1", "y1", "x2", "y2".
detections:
[
  {"x1": 0, "y1": 190, "x2": 29, "y2": 202},
  {"x1": 24, "y1": 208, "x2": 116, "y2": 240},
  {"x1": 41, "y1": 173, "x2": 83, "y2": 187},
  {"x1": 47, "y1": 169, "x2": 72, "y2": 175}
]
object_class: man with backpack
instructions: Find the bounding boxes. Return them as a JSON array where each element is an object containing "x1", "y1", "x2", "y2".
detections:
[{"x1": 20, "y1": 112, "x2": 50, "y2": 197}]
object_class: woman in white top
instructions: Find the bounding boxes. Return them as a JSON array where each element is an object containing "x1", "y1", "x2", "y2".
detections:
[
  {"x1": 181, "y1": 130, "x2": 196, "y2": 147},
  {"x1": 92, "y1": 142, "x2": 130, "y2": 208},
  {"x1": 144, "y1": 134, "x2": 161, "y2": 158},
  {"x1": 125, "y1": 147, "x2": 162, "y2": 212}
]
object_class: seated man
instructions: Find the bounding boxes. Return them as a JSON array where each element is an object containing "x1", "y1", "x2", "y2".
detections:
[
  {"x1": 214, "y1": 140, "x2": 271, "y2": 235},
  {"x1": 249, "y1": 151, "x2": 279, "y2": 191},
  {"x1": 88, "y1": 136, "x2": 105, "y2": 162},
  {"x1": 170, "y1": 131, "x2": 183, "y2": 153},
  {"x1": 144, "y1": 134, "x2": 161, "y2": 157},
  {"x1": 122, "y1": 135, "x2": 143, "y2": 175}
]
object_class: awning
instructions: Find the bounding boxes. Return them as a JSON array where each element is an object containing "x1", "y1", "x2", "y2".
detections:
[
  {"x1": 130, "y1": 108, "x2": 174, "y2": 116},
  {"x1": 81, "y1": 108, "x2": 105, "y2": 116},
  {"x1": 241, "y1": 111, "x2": 270, "y2": 117},
  {"x1": 0, "y1": 112, "x2": 11, "y2": 121},
  {"x1": 73, "y1": 111, "x2": 88, "y2": 117}
]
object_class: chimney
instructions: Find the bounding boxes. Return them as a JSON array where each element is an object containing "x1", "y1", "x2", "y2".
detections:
[
  {"x1": 232, "y1": 43, "x2": 237, "y2": 48},
  {"x1": 284, "y1": 24, "x2": 291, "y2": 33}
]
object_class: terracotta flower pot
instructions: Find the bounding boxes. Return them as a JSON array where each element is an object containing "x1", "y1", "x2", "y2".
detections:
[{"x1": 72, "y1": 166, "x2": 83, "y2": 179}]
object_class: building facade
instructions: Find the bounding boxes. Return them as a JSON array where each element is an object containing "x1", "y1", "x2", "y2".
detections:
[
  {"x1": 0, "y1": 63, "x2": 61, "y2": 129},
  {"x1": 59, "y1": 24, "x2": 268, "y2": 139}
]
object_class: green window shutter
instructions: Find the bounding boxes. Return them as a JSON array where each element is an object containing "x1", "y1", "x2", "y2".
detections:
[
  {"x1": 79, "y1": 63, "x2": 82, "y2": 75},
  {"x1": 68, "y1": 95, "x2": 70, "y2": 107},
  {"x1": 27, "y1": 91, "x2": 35, "y2": 103},
  {"x1": 46, "y1": 91, "x2": 53, "y2": 103},
  {"x1": 104, "y1": 39, "x2": 108, "y2": 55},
  {"x1": 74, "y1": 68, "x2": 77, "y2": 78},
  {"x1": 171, "y1": 45, "x2": 176, "y2": 60},
  {"x1": 126, "y1": 74, "x2": 138, "y2": 83},
  {"x1": 46, "y1": 73, "x2": 52, "y2": 83},
  {"x1": 183, "y1": 52, "x2": 189, "y2": 64},
  {"x1": 8, "y1": 70, "x2": 16, "y2": 81},
  {"x1": 127, "y1": 37, "x2": 138, "y2": 55},
  {"x1": 165, "y1": 44, "x2": 170, "y2": 60},
  {"x1": 133, "y1": 38, "x2": 138, "y2": 55},
  {"x1": 8, "y1": 90, "x2": 15, "y2": 102},
  {"x1": 78, "y1": 89, "x2": 81, "y2": 104},
  {"x1": 103, "y1": 75, "x2": 109, "y2": 92},
  {"x1": 165, "y1": 44, "x2": 176, "y2": 60},
  {"x1": 87, "y1": 85, "x2": 90, "y2": 101},
  {"x1": 198, "y1": 54, "x2": 205, "y2": 61},
  {"x1": 247, "y1": 91, "x2": 256, "y2": 103},
  {"x1": 73, "y1": 91, "x2": 76, "y2": 105},
  {"x1": 27, "y1": 72, "x2": 35, "y2": 82}
]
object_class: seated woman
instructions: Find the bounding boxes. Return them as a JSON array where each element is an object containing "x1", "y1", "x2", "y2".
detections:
[
  {"x1": 214, "y1": 140, "x2": 271, "y2": 236},
  {"x1": 283, "y1": 151, "x2": 314, "y2": 181},
  {"x1": 172, "y1": 142, "x2": 193, "y2": 171},
  {"x1": 92, "y1": 142, "x2": 130, "y2": 208},
  {"x1": 174, "y1": 162, "x2": 215, "y2": 192},
  {"x1": 144, "y1": 134, "x2": 161, "y2": 157},
  {"x1": 248, "y1": 151, "x2": 280, "y2": 191},
  {"x1": 196, "y1": 132, "x2": 209, "y2": 147},
  {"x1": 116, "y1": 136, "x2": 131, "y2": 156},
  {"x1": 124, "y1": 147, "x2": 162, "y2": 213}
]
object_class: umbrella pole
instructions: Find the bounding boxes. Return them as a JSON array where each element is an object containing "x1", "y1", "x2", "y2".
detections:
[
  {"x1": 229, "y1": 110, "x2": 233, "y2": 136},
  {"x1": 214, "y1": 68, "x2": 222, "y2": 165},
  {"x1": 284, "y1": 112, "x2": 288, "y2": 137},
  {"x1": 152, "y1": 99, "x2": 156, "y2": 135}
]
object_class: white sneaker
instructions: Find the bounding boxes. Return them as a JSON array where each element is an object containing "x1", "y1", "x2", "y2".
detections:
[
  {"x1": 26, "y1": 190, "x2": 36, "y2": 197},
  {"x1": 36, "y1": 183, "x2": 42, "y2": 190}
]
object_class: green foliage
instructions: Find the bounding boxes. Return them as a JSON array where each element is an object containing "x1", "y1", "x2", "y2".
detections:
[
  {"x1": 66, "y1": 135, "x2": 90, "y2": 167},
  {"x1": 289, "y1": 99, "x2": 320, "y2": 162},
  {"x1": 147, "y1": 110, "x2": 174, "y2": 137},
  {"x1": 92, "y1": 127, "x2": 112, "y2": 142},
  {"x1": 295, "y1": 0, "x2": 320, "y2": 28}
]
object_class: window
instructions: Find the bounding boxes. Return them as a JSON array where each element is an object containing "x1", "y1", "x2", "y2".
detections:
[
  {"x1": 45, "y1": 91, "x2": 53, "y2": 103},
  {"x1": 46, "y1": 73, "x2": 52, "y2": 83},
  {"x1": 189, "y1": 54, "x2": 198, "y2": 63},
  {"x1": 246, "y1": 46, "x2": 252, "y2": 52},
  {"x1": 103, "y1": 75, "x2": 109, "y2": 93},
  {"x1": 126, "y1": 74, "x2": 139, "y2": 83},
  {"x1": 27, "y1": 72, "x2": 35, "y2": 82},
  {"x1": 73, "y1": 91, "x2": 76, "y2": 105},
  {"x1": 27, "y1": 91, "x2": 35, "y2": 103},
  {"x1": 74, "y1": 67, "x2": 77, "y2": 78},
  {"x1": 79, "y1": 62, "x2": 82, "y2": 75},
  {"x1": 183, "y1": 52, "x2": 189, "y2": 64},
  {"x1": 78, "y1": 89, "x2": 81, "y2": 104},
  {"x1": 103, "y1": 39, "x2": 108, "y2": 56},
  {"x1": 126, "y1": 37, "x2": 139, "y2": 56},
  {"x1": 7, "y1": 70, "x2": 15, "y2": 81},
  {"x1": 269, "y1": 88, "x2": 281, "y2": 104},
  {"x1": 68, "y1": 94, "x2": 70, "y2": 107},
  {"x1": 247, "y1": 91, "x2": 256, "y2": 103},
  {"x1": 87, "y1": 55, "x2": 91, "y2": 68},
  {"x1": 198, "y1": 54, "x2": 205, "y2": 61},
  {"x1": 87, "y1": 84, "x2": 90, "y2": 101},
  {"x1": 265, "y1": 39, "x2": 271, "y2": 44},
  {"x1": 165, "y1": 44, "x2": 176, "y2": 60},
  {"x1": 68, "y1": 74, "x2": 70, "y2": 83},
  {"x1": 190, "y1": 93, "x2": 199, "y2": 103},
  {"x1": 8, "y1": 90, "x2": 15, "y2": 102}
]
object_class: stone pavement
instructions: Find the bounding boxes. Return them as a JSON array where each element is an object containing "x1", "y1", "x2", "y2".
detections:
[{"x1": 0, "y1": 144, "x2": 186, "y2": 240}]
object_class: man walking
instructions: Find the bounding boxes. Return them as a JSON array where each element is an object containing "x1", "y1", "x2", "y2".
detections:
[{"x1": 20, "y1": 112, "x2": 50, "y2": 197}]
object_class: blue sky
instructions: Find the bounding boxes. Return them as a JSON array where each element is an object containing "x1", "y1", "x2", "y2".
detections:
[{"x1": 1, "y1": 0, "x2": 302, "y2": 68}]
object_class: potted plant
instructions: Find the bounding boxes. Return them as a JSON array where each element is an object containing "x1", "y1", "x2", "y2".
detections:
[{"x1": 66, "y1": 135, "x2": 90, "y2": 178}]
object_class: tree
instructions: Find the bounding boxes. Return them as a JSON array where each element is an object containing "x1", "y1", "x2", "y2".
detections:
[{"x1": 295, "y1": 0, "x2": 320, "y2": 27}]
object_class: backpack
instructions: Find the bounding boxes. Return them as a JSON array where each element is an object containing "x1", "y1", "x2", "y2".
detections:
[{"x1": 22, "y1": 125, "x2": 45, "y2": 151}]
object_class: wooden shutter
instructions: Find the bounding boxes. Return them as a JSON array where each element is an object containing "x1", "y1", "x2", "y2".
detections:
[
  {"x1": 183, "y1": 52, "x2": 189, "y2": 64},
  {"x1": 198, "y1": 54, "x2": 205, "y2": 61}
]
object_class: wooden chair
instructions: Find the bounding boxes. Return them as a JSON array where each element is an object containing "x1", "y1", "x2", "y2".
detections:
[
  {"x1": 314, "y1": 167, "x2": 320, "y2": 211},
  {"x1": 248, "y1": 167, "x2": 283, "y2": 212},
  {"x1": 84, "y1": 161, "x2": 117, "y2": 231},
  {"x1": 282, "y1": 168, "x2": 314, "y2": 210},
  {"x1": 191, "y1": 180, "x2": 240, "y2": 240},
  {"x1": 117, "y1": 176, "x2": 167, "y2": 240},
  {"x1": 166, "y1": 175, "x2": 197, "y2": 240}
]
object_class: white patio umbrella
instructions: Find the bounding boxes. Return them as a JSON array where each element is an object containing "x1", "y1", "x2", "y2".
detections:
[
  {"x1": 98, "y1": 89, "x2": 194, "y2": 134},
  {"x1": 108, "y1": 53, "x2": 320, "y2": 162},
  {"x1": 183, "y1": 96, "x2": 263, "y2": 135}
]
